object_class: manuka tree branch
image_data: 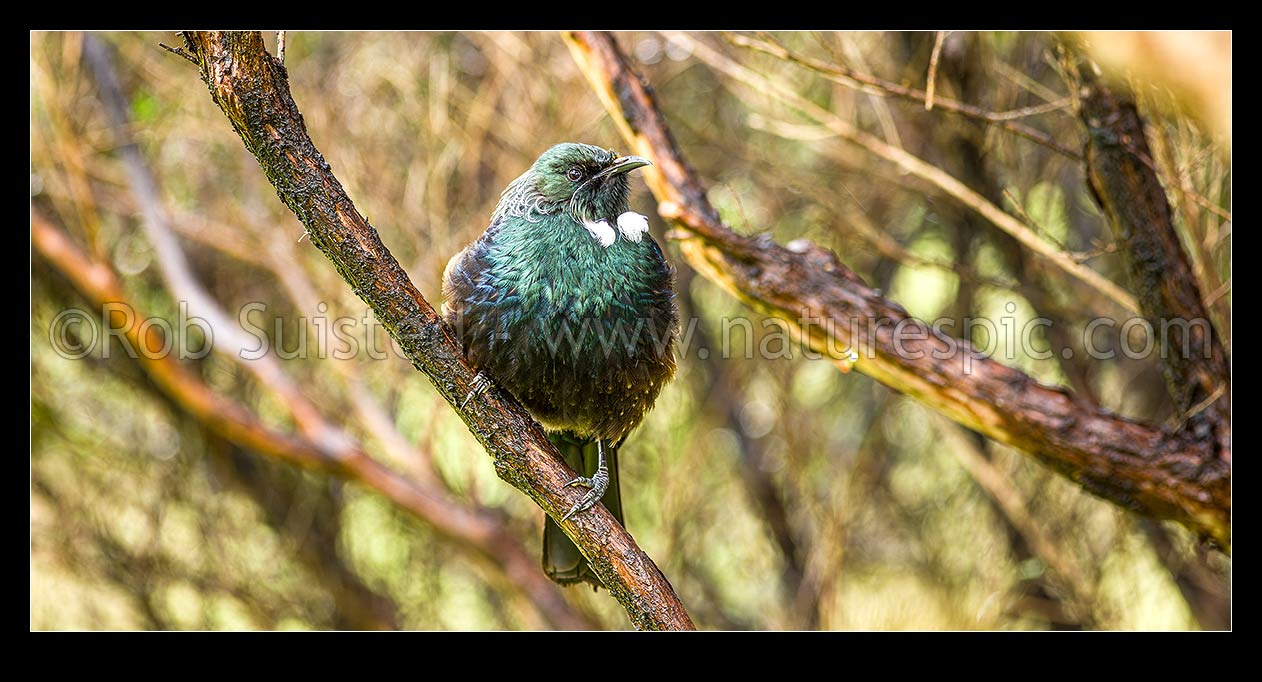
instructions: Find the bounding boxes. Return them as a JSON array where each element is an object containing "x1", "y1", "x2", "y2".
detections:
[
  {"x1": 1066, "y1": 49, "x2": 1231, "y2": 463},
  {"x1": 176, "y1": 31, "x2": 693, "y2": 630},
  {"x1": 564, "y1": 30, "x2": 1229, "y2": 548}
]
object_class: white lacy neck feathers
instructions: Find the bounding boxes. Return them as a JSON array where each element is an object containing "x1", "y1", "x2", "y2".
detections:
[{"x1": 582, "y1": 211, "x2": 649, "y2": 248}]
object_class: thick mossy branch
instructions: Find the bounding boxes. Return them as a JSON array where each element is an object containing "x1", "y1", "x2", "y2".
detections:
[
  {"x1": 178, "y1": 31, "x2": 693, "y2": 630},
  {"x1": 564, "y1": 30, "x2": 1229, "y2": 548}
]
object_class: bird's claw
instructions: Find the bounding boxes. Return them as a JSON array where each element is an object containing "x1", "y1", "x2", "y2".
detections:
[
  {"x1": 561, "y1": 487, "x2": 603, "y2": 523},
  {"x1": 460, "y1": 371, "x2": 492, "y2": 410},
  {"x1": 560, "y1": 451, "x2": 609, "y2": 523}
]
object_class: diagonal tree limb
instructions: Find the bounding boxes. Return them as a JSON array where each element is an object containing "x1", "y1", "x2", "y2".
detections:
[
  {"x1": 31, "y1": 208, "x2": 592, "y2": 630},
  {"x1": 1064, "y1": 48, "x2": 1231, "y2": 462},
  {"x1": 165, "y1": 30, "x2": 693, "y2": 630},
  {"x1": 563, "y1": 30, "x2": 1229, "y2": 548}
]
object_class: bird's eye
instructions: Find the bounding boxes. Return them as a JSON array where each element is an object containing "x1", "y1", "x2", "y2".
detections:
[{"x1": 566, "y1": 167, "x2": 584, "y2": 182}]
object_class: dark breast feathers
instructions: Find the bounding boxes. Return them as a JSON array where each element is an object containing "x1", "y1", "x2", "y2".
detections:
[{"x1": 442, "y1": 219, "x2": 679, "y2": 443}]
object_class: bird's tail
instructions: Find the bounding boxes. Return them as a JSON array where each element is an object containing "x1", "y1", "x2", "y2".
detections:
[{"x1": 542, "y1": 432, "x2": 623, "y2": 589}]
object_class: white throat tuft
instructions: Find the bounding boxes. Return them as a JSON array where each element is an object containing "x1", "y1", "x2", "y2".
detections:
[
  {"x1": 616, "y1": 211, "x2": 650, "y2": 243},
  {"x1": 582, "y1": 218, "x2": 617, "y2": 248}
]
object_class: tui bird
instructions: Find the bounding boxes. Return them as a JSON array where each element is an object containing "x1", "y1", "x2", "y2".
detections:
[{"x1": 441, "y1": 142, "x2": 679, "y2": 588}]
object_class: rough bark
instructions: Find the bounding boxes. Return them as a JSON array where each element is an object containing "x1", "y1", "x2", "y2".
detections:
[
  {"x1": 171, "y1": 31, "x2": 692, "y2": 630},
  {"x1": 1069, "y1": 52, "x2": 1231, "y2": 465},
  {"x1": 563, "y1": 31, "x2": 1229, "y2": 548}
]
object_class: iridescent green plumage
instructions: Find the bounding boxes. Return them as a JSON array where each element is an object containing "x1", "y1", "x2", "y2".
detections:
[{"x1": 442, "y1": 143, "x2": 678, "y2": 587}]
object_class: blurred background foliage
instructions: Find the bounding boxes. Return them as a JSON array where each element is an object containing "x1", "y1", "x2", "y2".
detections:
[{"x1": 30, "y1": 31, "x2": 1230, "y2": 630}]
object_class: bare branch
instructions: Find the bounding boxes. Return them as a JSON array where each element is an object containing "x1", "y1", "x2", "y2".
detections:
[
  {"x1": 159, "y1": 42, "x2": 199, "y2": 65},
  {"x1": 1065, "y1": 47, "x2": 1231, "y2": 461},
  {"x1": 924, "y1": 31, "x2": 947, "y2": 111}
]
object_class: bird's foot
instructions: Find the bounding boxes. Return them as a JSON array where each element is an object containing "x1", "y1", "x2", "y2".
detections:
[
  {"x1": 460, "y1": 371, "x2": 493, "y2": 410},
  {"x1": 561, "y1": 467, "x2": 609, "y2": 523}
]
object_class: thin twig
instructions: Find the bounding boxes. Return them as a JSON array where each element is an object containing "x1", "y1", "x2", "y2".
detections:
[
  {"x1": 994, "y1": 59, "x2": 1065, "y2": 104},
  {"x1": 1140, "y1": 143, "x2": 1232, "y2": 223},
  {"x1": 1067, "y1": 241, "x2": 1121, "y2": 264},
  {"x1": 1002, "y1": 186, "x2": 1114, "y2": 265},
  {"x1": 828, "y1": 33, "x2": 904, "y2": 148},
  {"x1": 1178, "y1": 383, "x2": 1228, "y2": 427},
  {"x1": 678, "y1": 31, "x2": 1139, "y2": 314},
  {"x1": 159, "y1": 42, "x2": 198, "y2": 65},
  {"x1": 925, "y1": 31, "x2": 947, "y2": 111},
  {"x1": 1204, "y1": 276, "x2": 1232, "y2": 308},
  {"x1": 721, "y1": 139, "x2": 1038, "y2": 295},
  {"x1": 728, "y1": 32, "x2": 1081, "y2": 160},
  {"x1": 986, "y1": 98, "x2": 1075, "y2": 121},
  {"x1": 1001, "y1": 188, "x2": 1071, "y2": 253}
]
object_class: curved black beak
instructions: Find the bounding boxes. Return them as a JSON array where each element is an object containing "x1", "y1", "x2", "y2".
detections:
[{"x1": 593, "y1": 155, "x2": 652, "y2": 180}]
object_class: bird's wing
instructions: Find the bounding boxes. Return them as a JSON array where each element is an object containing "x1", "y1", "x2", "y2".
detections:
[
  {"x1": 440, "y1": 243, "x2": 470, "y2": 323},
  {"x1": 441, "y1": 225, "x2": 502, "y2": 353}
]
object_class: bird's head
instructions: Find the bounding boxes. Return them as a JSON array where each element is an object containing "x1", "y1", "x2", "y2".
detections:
[{"x1": 492, "y1": 142, "x2": 651, "y2": 228}]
